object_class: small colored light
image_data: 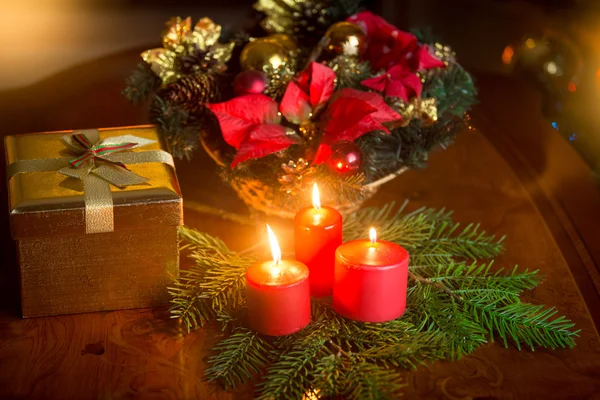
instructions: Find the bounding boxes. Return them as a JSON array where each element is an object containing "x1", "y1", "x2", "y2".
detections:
[
  {"x1": 569, "y1": 133, "x2": 577, "y2": 141},
  {"x1": 551, "y1": 122, "x2": 558, "y2": 130},
  {"x1": 502, "y1": 46, "x2": 514, "y2": 64},
  {"x1": 568, "y1": 82, "x2": 577, "y2": 92},
  {"x1": 545, "y1": 61, "x2": 558, "y2": 75},
  {"x1": 525, "y1": 38, "x2": 536, "y2": 49}
]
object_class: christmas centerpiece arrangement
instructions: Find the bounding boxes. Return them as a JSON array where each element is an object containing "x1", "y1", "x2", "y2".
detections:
[
  {"x1": 124, "y1": 0, "x2": 476, "y2": 217},
  {"x1": 171, "y1": 193, "x2": 579, "y2": 399}
]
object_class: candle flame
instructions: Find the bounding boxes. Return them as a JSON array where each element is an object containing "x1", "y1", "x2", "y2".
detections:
[
  {"x1": 312, "y1": 183, "x2": 321, "y2": 210},
  {"x1": 266, "y1": 224, "x2": 281, "y2": 266},
  {"x1": 369, "y1": 227, "x2": 377, "y2": 244}
]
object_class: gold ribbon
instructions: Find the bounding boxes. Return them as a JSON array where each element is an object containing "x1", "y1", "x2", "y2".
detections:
[{"x1": 7, "y1": 129, "x2": 175, "y2": 234}]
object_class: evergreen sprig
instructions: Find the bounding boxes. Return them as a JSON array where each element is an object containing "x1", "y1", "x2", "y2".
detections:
[
  {"x1": 169, "y1": 204, "x2": 579, "y2": 398},
  {"x1": 169, "y1": 227, "x2": 257, "y2": 332},
  {"x1": 205, "y1": 326, "x2": 272, "y2": 389},
  {"x1": 122, "y1": 62, "x2": 161, "y2": 104},
  {"x1": 315, "y1": 354, "x2": 406, "y2": 400}
]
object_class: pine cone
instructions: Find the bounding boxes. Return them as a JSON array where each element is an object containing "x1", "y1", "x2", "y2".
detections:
[
  {"x1": 255, "y1": 0, "x2": 361, "y2": 45},
  {"x1": 156, "y1": 72, "x2": 223, "y2": 114},
  {"x1": 293, "y1": 0, "x2": 336, "y2": 43},
  {"x1": 176, "y1": 46, "x2": 224, "y2": 76}
]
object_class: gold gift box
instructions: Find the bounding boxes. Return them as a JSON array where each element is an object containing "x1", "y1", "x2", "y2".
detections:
[{"x1": 5, "y1": 125, "x2": 183, "y2": 318}]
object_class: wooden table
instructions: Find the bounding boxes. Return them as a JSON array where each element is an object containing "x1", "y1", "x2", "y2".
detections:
[{"x1": 1, "y1": 49, "x2": 600, "y2": 400}]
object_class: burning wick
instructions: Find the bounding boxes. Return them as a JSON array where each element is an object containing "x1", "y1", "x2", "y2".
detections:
[
  {"x1": 312, "y1": 183, "x2": 321, "y2": 211},
  {"x1": 369, "y1": 227, "x2": 377, "y2": 244},
  {"x1": 266, "y1": 224, "x2": 282, "y2": 278}
]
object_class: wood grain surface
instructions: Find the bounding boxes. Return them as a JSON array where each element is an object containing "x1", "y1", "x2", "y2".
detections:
[{"x1": 1, "y1": 49, "x2": 600, "y2": 399}]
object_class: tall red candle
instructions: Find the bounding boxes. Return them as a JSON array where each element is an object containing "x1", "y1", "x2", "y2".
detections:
[
  {"x1": 294, "y1": 184, "x2": 343, "y2": 297},
  {"x1": 333, "y1": 228, "x2": 409, "y2": 322},
  {"x1": 246, "y1": 225, "x2": 311, "y2": 336}
]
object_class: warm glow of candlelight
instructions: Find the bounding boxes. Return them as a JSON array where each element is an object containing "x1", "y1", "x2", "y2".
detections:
[
  {"x1": 312, "y1": 183, "x2": 321, "y2": 210},
  {"x1": 266, "y1": 224, "x2": 282, "y2": 267},
  {"x1": 369, "y1": 227, "x2": 377, "y2": 243}
]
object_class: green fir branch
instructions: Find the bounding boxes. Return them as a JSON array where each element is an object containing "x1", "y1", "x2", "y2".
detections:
[
  {"x1": 256, "y1": 301, "x2": 343, "y2": 399},
  {"x1": 463, "y1": 297, "x2": 579, "y2": 350},
  {"x1": 169, "y1": 281, "x2": 215, "y2": 332},
  {"x1": 408, "y1": 263, "x2": 578, "y2": 350},
  {"x1": 122, "y1": 62, "x2": 161, "y2": 104},
  {"x1": 405, "y1": 284, "x2": 487, "y2": 359},
  {"x1": 169, "y1": 228, "x2": 256, "y2": 331},
  {"x1": 425, "y1": 222, "x2": 505, "y2": 260},
  {"x1": 314, "y1": 354, "x2": 406, "y2": 400},
  {"x1": 328, "y1": 55, "x2": 373, "y2": 89},
  {"x1": 169, "y1": 204, "x2": 579, "y2": 398},
  {"x1": 179, "y1": 226, "x2": 232, "y2": 257},
  {"x1": 422, "y1": 63, "x2": 477, "y2": 118},
  {"x1": 416, "y1": 262, "x2": 541, "y2": 296},
  {"x1": 205, "y1": 326, "x2": 272, "y2": 390},
  {"x1": 343, "y1": 201, "x2": 433, "y2": 247},
  {"x1": 256, "y1": 340, "x2": 327, "y2": 400},
  {"x1": 358, "y1": 330, "x2": 448, "y2": 369}
]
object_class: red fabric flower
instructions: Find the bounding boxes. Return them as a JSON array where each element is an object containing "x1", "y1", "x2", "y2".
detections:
[
  {"x1": 313, "y1": 88, "x2": 400, "y2": 163},
  {"x1": 334, "y1": 88, "x2": 401, "y2": 125},
  {"x1": 206, "y1": 94, "x2": 296, "y2": 168},
  {"x1": 413, "y1": 45, "x2": 446, "y2": 70},
  {"x1": 347, "y1": 11, "x2": 444, "y2": 72},
  {"x1": 361, "y1": 64, "x2": 422, "y2": 101},
  {"x1": 280, "y1": 62, "x2": 336, "y2": 124},
  {"x1": 348, "y1": 11, "x2": 417, "y2": 71}
]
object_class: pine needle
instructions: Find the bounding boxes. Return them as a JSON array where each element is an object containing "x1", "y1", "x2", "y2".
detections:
[
  {"x1": 206, "y1": 327, "x2": 272, "y2": 390},
  {"x1": 169, "y1": 203, "x2": 579, "y2": 398}
]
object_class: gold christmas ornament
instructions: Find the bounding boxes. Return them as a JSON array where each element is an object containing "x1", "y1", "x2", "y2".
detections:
[
  {"x1": 395, "y1": 98, "x2": 438, "y2": 127},
  {"x1": 322, "y1": 22, "x2": 366, "y2": 58},
  {"x1": 265, "y1": 33, "x2": 298, "y2": 53},
  {"x1": 141, "y1": 16, "x2": 234, "y2": 85},
  {"x1": 240, "y1": 38, "x2": 290, "y2": 71}
]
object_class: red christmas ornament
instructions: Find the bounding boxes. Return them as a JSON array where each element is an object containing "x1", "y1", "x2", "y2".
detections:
[
  {"x1": 326, "y1": 141, "x2": 363, "y2": 175},
  {"x1": 234, "y1": 70, "x2": 268, "y2": 96}
]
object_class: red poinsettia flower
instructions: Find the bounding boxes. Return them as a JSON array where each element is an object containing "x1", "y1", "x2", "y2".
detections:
[
  {"x1": 361, "y1": 64, "x2": 422, "y2": 101},
  {"x1": 414, "y1": 45, "x2": 446, "y2": 70},
  {"x1": 347, "y1": 11, "x2": 444, "y2": 72},
  {"x1": 313, "y1": 88, "x2": 400, "y2": 163},
  {"x1": 206, "y1": 94, "x2": 296, "y2": 168},
  {"x1": 280, "y1": 62, "x2": 336, "y2": 124}
]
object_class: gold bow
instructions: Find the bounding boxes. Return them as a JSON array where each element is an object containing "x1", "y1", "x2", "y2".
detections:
[
  {"x1": 7, "y1": 129, "x2": 175, "y2": 234},
  {"x1": 58, "y1": 129, "x2": 156, "y2": 188},
  {"x1": 141, "y1": 16, "x2": 234, "y2": 85}
]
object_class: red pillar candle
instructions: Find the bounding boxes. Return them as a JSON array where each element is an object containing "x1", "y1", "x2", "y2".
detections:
[
  {"x1": 294, "y1": 184, "x2": 343, "y2": 297},
  {"x1": 333, "y1": 228, "x2": 409, "y2": 322},
  {"x1": 246, "y1": 225, "x2": 311, "y2": 336}
]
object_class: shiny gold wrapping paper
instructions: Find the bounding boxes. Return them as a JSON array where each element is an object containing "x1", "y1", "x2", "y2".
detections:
[
  {"x1": 18, "y1": 226, "x2": 179, "y2": 318},
  {"x1": 6, "y1": 125, "x2": 182, "y2": 238},
  {"x1": 5, "y1": 125, "x2": 183, "y2": 317}
]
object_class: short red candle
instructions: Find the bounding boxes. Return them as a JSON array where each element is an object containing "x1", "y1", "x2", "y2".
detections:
[
  {"x1": 333, "y1": 230, "x2": 409, "y2": 322},
  {"x1": 294, "y1": 184, "x2": 342, "y2": 297},
  {"x1": 246, "y1": 226, "x2": 311, "y2": 336}
]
